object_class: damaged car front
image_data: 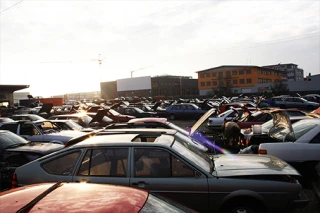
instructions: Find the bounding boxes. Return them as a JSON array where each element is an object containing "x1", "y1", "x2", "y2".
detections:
[{"x1": 209, "y1": 154, "x2": 308, "y2": 212}]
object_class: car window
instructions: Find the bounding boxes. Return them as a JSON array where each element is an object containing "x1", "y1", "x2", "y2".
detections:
[
  {"x1": 187, "y1": 105, "x2": 195, "y2": 110},
  {"x1": 272, "y1": 121, "x2": 318, "y2": 142},
  {"x1": 310, "y1": 133, "x2": 320, "y2": 144},
  {"x1": 0, "y1": 131, "x2": 28, "y2": 149},
  {"x1": 255, "y1": 113, "x2": 268, "y2": 122},
  {"x1": 20, "y1": 123, "x2": 39, "y2": 135},
  {"x1": 287, "y1": 111, "x2": 305, "y2": 116},
  {"x1": 172, "y1": 105, "x2": 181, "y2": 110},
  {"x1": 78, "y1": 148, "x2": 128, "y2": 177},
  {"x1": 0, "y1": 124, "x2": 18, "y2": 133},
  {"x1": 134, "y1": 148, "x2": 195, "y2": 178},
  {"x1": 42, "y1": 151, "x2": 81, "y2": 175}
]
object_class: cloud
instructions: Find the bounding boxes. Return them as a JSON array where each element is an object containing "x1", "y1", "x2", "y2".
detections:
[{"x1": 0, "y1": 0, "x2": 319, "y2": 97}]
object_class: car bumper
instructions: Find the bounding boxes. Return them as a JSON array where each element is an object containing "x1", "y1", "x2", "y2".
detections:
[{"x1": 289, "y1": 191, "x2": 309, "y2": 209}]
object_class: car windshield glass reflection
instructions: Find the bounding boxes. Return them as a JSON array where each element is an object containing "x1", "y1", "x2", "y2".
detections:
[
  {"x1": 271, "y1": 120, "x2": 317, "y2": 142},
  {"x1": 0, "y1": 131, "x2": 28, "y2": 149},
  {"x1": 172, "y1": 137, "x2": 211, "y2": 173}
]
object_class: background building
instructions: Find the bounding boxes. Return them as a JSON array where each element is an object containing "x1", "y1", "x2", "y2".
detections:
[
  {"x1": 100, "y1": 75, "x2": 198, "y2": 100},
  {"x1": 0, "y1": 85, "x2": 29, "y2": 107},
  {"x1": 196, "y1": 65, "x2": 286, "y2": 96},
  {"x1": 262, "y1": 63, "x2": 304, "y2": 81}
]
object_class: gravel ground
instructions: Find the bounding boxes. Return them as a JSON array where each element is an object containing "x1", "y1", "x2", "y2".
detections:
[{"x1": 171, "y1": 119, "x2": 320, "y2": 213}]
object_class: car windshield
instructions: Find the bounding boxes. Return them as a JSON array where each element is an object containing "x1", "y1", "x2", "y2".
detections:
[
  {"x1": 217, "y1": 110, "x2": 232, "y2": 118},
  {"x1": 66, "y1": 120, "x2": 84, "y2": 130},
  {"x1": 172, "y1": 134, "x2": 211, "y2": 173},
  {"x1": 0, "y1": 131, "x2": 28, "y2": 149},
  {"x1": 134, "y1": 107, "x2": 145, "y2": 113},
  {"x1": 37, "y1": 121, "x2": 61, "y2": 132},
  {"x1": 271, "y1": 120, "x2": 318, "y2": 142},
  {"x1": 80, "y1": 115, "x2": 93, "y2": 125},
  {"x1": 241, "y1": 111, "x2": 262, "y2": 122},
  {"x1": 261, "y1": 120, "x2": 274, "y2": 133}
]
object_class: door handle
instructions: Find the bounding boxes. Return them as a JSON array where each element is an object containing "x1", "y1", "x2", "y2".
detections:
[{"x1": 132, "y1": 181, "x2": 148, "y2": 188}]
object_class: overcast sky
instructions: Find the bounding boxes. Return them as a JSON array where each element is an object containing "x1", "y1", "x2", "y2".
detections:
[{"x1": 0, "y1": 0, "x2": 319, "y2": 97}]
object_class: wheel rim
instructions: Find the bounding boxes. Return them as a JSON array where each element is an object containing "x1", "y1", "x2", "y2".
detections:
[{"x1": 232, "y1": 207, "x2": 254, "y2": 213}]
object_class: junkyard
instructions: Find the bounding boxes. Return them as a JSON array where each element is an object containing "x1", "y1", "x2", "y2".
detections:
[
  {"x1": 1, "y1": 1, "x2": 320, "y2": 212},
  {"x1": 1, "y1": 95, "x2": 320, "y2": 213}
]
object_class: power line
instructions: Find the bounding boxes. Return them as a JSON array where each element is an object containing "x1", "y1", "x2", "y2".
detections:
[
  {"x1": 153, "y1": 31, "x2": 320, "y2": 66},
  {"x1": 0, "y1": 0, "x2": 25, "y2": 14}
]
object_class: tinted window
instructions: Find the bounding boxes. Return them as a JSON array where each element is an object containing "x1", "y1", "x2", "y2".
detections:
[
  {"x1": 42, "y1": 151, "x2": 81, "y2": 175},
  {"x1": 310, "y1": 133, "x2": 320, "y2": 144},
  {"x1": 0, "y1": 124, "x2": 18, "y2": 133},
  {"x1": 134, "y1": 148, "x2": 195, "y2": 178},
  {"x1": 78, "y1": 148, "x2": 128, "y2": 177},
  {"x1": 20, "y1": 123, "x2": 39, "y2": 135}
]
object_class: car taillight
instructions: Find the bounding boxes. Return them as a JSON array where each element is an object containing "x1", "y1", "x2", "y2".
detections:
[
  {"x1": 12, "y1": 173, "x2": 18, "y2": 189},
  {"x1": 258, "y1": 149, "x2": 267, "y2": 154}
]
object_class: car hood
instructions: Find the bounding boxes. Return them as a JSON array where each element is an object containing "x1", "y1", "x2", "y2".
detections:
[
  {"x1": 190, "y1": 108, "x2": 216, "y2": 135},
  {"x1": 6, "y1": 142, "x2": 64, "y2": 154},
  {"x1": 213, "y1": 154, "x2": 300, "y2": 177}
]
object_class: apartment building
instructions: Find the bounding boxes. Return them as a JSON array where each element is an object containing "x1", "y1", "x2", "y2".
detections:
[
  {"x1": 196, "y1": 65, "x2": 286, "y2": 95},
  {"x1": 262, "y1": 63, "x2": 304, "y2": 81}
]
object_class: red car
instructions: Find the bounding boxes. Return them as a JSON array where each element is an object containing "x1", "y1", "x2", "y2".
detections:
[
  {"x1": 0, "y1": 182, "x2": 196, "y2": 213},
  {"x1": 237, "y1": 108, "x2": 307, "y2": 129},
  {"x1": 218, "y1": 102, "x2": 256, "y2": 113}
]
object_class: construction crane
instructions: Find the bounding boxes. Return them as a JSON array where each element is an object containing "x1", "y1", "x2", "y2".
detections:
[
  {"x1": 40, "y1": 54, "x2": 104, "y2": 65},
  {"x1": 130, "y1": 65, "x2": 153, "y2": 78}
]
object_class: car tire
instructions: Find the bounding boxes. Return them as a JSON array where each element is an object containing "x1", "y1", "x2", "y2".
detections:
[
  {"x1": 223, "y1": 199, "x2": 265, "y2": 213},
  {"x1": 169, "y1": 114, "x2": 175, "y2": 120}
]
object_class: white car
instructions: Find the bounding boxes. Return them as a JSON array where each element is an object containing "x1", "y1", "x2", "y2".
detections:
[
  {"x1": 0, "y1": 120, "x2": 88, "y2": 145},
  {"x1": 258, "y1": 118, "x2": 320, "y2": 170}
]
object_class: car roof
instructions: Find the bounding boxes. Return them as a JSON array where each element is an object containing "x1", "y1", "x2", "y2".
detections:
[
  {"x1": 71, "y1": 129, "x2": 177, "y2": 148},
  {"x1": 49, "y1": 113, "x2": 90, "y2": 118},
  {"x1": 128, "y1": 117, "x2": 168, "y2": 124},
  {"x1": 0, "y1": 183, "x2": 148, "y2": 213}
]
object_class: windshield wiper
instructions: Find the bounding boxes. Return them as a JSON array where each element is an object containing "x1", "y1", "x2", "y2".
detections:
[
  {"x1": 16, "y1": 181, "x2": 63, "y2": 213},
  {"x1": 5, "y1": 143, "x2": 26, "y2": 149}
]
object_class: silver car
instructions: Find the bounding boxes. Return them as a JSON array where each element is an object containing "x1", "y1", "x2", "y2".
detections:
[{"x1": 13, "y1": 130, "x2": 308, "y2": 213}]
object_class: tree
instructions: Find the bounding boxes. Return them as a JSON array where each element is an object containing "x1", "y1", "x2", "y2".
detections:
[{"x1": 270, "y1": 81, "x2": 289, "y2": 96}]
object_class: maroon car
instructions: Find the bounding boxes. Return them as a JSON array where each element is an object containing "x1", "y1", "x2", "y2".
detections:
[{"x1": 237, "y1": 109, "x2": 307, "y2": 129}]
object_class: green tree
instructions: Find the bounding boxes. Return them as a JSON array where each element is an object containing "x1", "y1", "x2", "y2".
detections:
[{"x1": 270, "y1": 81, "x2": 289, "y2": 96}]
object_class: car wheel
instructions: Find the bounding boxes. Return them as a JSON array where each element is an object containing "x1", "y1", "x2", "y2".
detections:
[
  {"x1": 229, "y1": 206, "x2": 255, "y2": 213},
  {"x1": 169, "y1": 114, "x2": 175, "y2": 120},
  {"x1": 223, "y1": 199, "x2": 265, "y2": 213}
]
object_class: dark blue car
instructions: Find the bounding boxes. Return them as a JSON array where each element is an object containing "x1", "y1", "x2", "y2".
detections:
[{"x1": 166, "y1": 103, "x2": 208, "y2": 120}]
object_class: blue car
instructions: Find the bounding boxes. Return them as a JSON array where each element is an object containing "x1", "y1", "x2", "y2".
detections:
[{"x1": 166, "y1": 103, "x2": 208, "y2": 120}]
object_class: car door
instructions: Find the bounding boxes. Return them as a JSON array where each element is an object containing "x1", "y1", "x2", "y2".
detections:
[
  {"x1": 72, "y1": 147, "x2": 130, "y2": 186},
  {"x1": 130, "y1": 147, "x2": 209, "y2": 212}
]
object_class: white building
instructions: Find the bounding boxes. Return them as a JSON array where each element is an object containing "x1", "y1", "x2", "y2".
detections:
[{"x1": 262, "y1": 63, "x2": 304, "y2": 81}]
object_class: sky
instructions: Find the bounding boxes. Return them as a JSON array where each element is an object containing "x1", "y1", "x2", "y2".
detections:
[{"x1": 0, "y1": 0, "x2": 319, "y2": 97}]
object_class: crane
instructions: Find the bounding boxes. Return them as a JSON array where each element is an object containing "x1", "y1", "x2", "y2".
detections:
[{"x1": 130, "y1": 65, "x2": 153, "y2": 78}]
